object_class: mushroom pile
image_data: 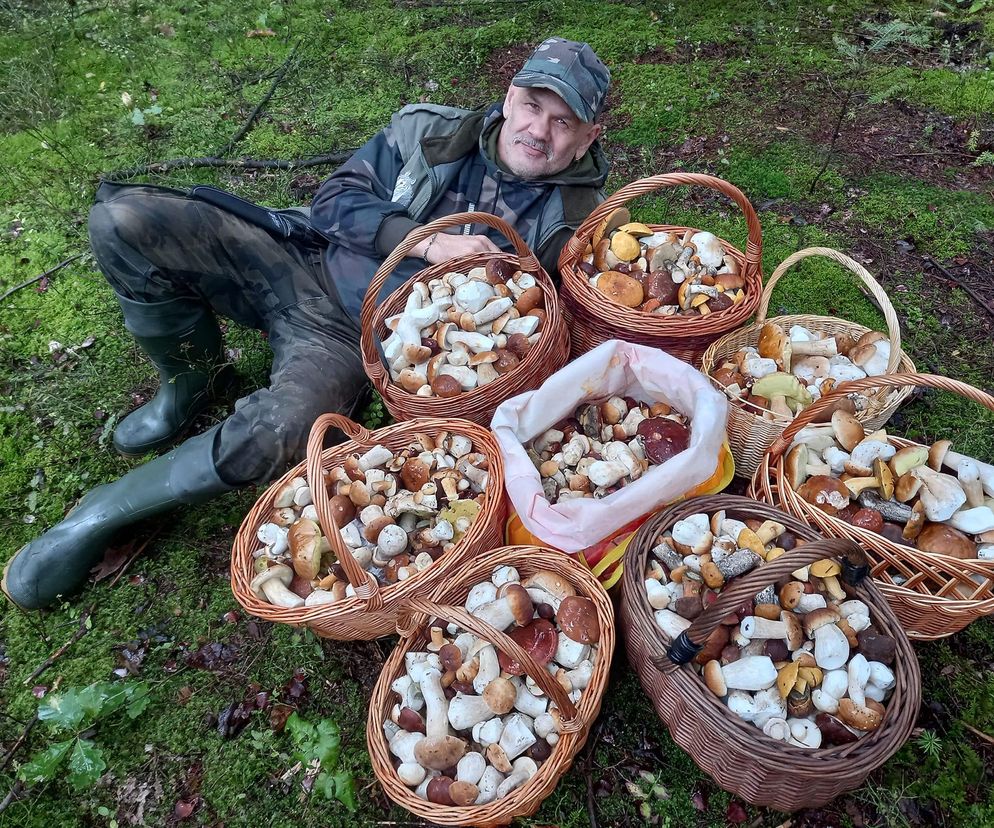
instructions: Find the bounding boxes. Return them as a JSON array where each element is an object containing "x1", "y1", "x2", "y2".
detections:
[
  {"x1": 250, "y1": 433, "x2": 489, "y2": 608},
  {"x1": 646, "y1": 510, "x2": 897, "y2": 748},
  {"x1": 380, "y1": 260, "x2": 545, "y2": 397},
  {"x1": 526, "y1": 397, "x2": 691, "y2": 504},
  {"x1": 382, "y1": 566, "x2": 599, "y2": 806},
  {"x1": 578, "y1": 207, "x2": 745, "y2": 316},
  {"x1": 711, "y1": 323, "x2": 889, "y2": 421},
  {"x1": 785, "y1": 411, "x2": 994, "y2": 562}
]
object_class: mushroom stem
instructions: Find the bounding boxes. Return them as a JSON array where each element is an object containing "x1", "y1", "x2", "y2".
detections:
[{"x1": 941, "y1": 450, "x2": 994, "y2": 497}]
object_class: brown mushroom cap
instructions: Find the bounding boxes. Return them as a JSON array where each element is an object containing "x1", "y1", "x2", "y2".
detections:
[
  {"x1": 426, "y1": 775, "x2": 455, "y2": 805},
  {"x1": 703, "y1": 659, "x2": 727, "y2": 696},
  {"x1": 497, "y1": 619, "x2": 558, "y2": 675},
  {"x1": 448, "y1": 780, "x2": 480, "y2": 806},
  {"x1": 785, "y1": 443, "x2": 809, "y2": 490},
  {"x1": 328, "y1": 494, "x2": 356, "y2": 526},
  {"x1": 401, "y1": 457, "x2": 430, "y2": 491},
  {"x1": 837, "y1": 697, "x2": 884, "y2": 731},
  {"x1": 431, "y1": 374, "x2": 462, "y2": 398},
  {"x1": 482, "y1": 677, "x2": 516, "y2": 715},
  {"x1": 781, "y1": 611, "x2": 804, "y2": 650},
  {"x1": 288, "y1": 518, "x2": 322, "y2": 580},
  {"x1": 637, "y1": 417, "x2": 690, "y2": 464},
  {"x1": 816, "y1": 712, "x2": 858, "y2": 746},
  {"x1": 438, "y1": 643, "x2": 463, "y2": 673},
  {"x1": 415, "y1": 735, "x2": 467, "y2": 771},
  {"x1": 504, "y1": 583, "x2": 535, "y2": 626},
  {"x1": 795, "y1": 475, "x2": 851, "y2": 516},
  {"x1": 557, "y1": 595, "x2": 601, "y2": 644},
  {"x1": 857, "y1": 630, "x2": 896, "y2": 664},
  {"x1": 916, "y1": 523, "x2": 975, "y2": 559},
  {"x1": 397, "y1": 707, "x2": 426, "y2": 734},
  {"x1": 597, "y1": 271, "x2": 644, "y2": 308},
  {"x1": 803, "y1": 606, "x2": 842, "y2": 636},
  {"x1": 831, "y1": 410, "x2": 866, "y2": 452},
  {"x1": 522, "y1": 571, "x2": 577, "y2": 602},
  {"x1": 592, "y1": 206, "x2": 631, "y2": 248},
  {"x1": 757, "y1": 323, "x2": 791, "y2": 370}
]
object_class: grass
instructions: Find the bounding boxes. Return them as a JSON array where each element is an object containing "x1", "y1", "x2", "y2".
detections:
[{"x1": 2, "y1": 0, "x2": 994, "y2": 826}]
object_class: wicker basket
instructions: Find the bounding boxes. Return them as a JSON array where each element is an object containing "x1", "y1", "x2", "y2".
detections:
[
  {"x1": 751, "y1": 373, "x2": 994, "y2": 640},
  {"x1": 701, "y1": 247, "x2": 918, "y2": 479},
  {"x1": 230, "y1": 413, "x2": 507, "y2": 640},
  {"x1": 367, "y1": 545, "x2": 615, "y2": 826},
  {"x1": 621, "y1": 494, "x2": 920, "y2": 811},
  {"x1": 557, "y1": 173, "x2": 764, "y2": 365},
  {"x1": 360, "y1": 211, "x2": 570, "y2": 427}
]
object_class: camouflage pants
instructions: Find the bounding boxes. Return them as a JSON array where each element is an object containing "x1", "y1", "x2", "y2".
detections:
[{"x1": 88, "y1": 181, "x2": 368, "y2": 486}]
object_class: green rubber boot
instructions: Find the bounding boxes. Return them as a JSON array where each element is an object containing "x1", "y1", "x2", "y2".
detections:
[
  {"x1": 2, "y1": 426, "x2": 234, "y2": 610},
  {"x1": 113, "y1": 295, "x2": 235, "y2": 457}
]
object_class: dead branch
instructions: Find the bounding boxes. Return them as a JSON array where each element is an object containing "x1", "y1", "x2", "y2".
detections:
[
  {"x1": 924, "y1": 255, "x2": 994, "y2": 319},
  {"x1": 0, "y1": 780, "x2": 25, "y2": 814},
  {"x1": 0, "y1": 254, "x2": 85, "y2": 303},
  {"x1": 23, "y1": 605, "x2": 96, "y2": 686},
  {"x1": 101, "y1": 152, "x2": 354, "y2": 181},
  {"x1": 216, "y1": 41, "x2": 301, "y2": 157}
]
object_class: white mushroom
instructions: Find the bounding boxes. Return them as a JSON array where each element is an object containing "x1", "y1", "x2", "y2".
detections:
[
  {"x1": 497, "y1": 713, "x2": 537, "y2": 760},
  {"x1": 475, "y1": 765, "x2": 505, "y2": 805},
  {"x1": 495, "y1": 756, "x2": 539, "y2": 799},
  {"x1": 250, "y1": 565, "x2": 303, "y2": 608},
  {"x1": 721, "y1": 656, "x2": 777, "y2": 691}
]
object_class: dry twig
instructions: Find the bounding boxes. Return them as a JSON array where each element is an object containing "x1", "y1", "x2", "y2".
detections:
[
  {"x1": 0, "y1": 253, "x2": 85, "y2": 303},
  {"x1": 23, "y1": 606, "x2": 96, "y2": 686},
  {"x1": 102, "y1": 152, "x2": 354, "y2": 181}
]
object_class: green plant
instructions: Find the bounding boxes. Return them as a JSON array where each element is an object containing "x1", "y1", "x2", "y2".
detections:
[
  {"x1": 284, "y1": 712, "x2": 356, "y2": 810},
  {"x1": 18, "y1": 681, "x2": 150, "y2": 790},
  {"x1": 916, "y1": 729, "x2": 943, "y2": 760}
]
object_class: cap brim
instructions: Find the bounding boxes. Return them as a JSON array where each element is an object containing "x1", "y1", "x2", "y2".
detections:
[{"x1": 512, "y1": 73, "x2": 593, "y2": 123}]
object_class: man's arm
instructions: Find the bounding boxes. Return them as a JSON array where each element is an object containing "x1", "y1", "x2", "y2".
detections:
[
  {"x1": 311, "y1": 123, "x2": 499, "y2": 263},
  {"x1": 310, "y1": 124, "x2": 421, "y2": 259}
]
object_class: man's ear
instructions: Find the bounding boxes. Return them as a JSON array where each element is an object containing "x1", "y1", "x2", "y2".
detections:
[
  {"x1": 574, "y1": 123, "x2": 603, "y2": 160},
  {"x1": 502, "y1": 85, "x2": 516, "y2": 120}
]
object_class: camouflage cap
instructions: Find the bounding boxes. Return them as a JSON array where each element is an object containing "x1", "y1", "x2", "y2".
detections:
[{"x1": 511, "y1": 37, "x2": 610, "y2": 123}]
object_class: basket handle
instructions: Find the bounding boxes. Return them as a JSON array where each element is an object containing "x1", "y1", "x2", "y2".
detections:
[
  {"x1": 305, "y1": 412, "x2": 384, "y2": 607},
  {"x1": 561, "y1": 173, "x2": 762, "y2": 278},
  {"x1": 658, "y1": 537, "x2": 866, "y2": 667},
  {"x1": 767, "y1": 373, "x2": 994, "y2": 460},
  {"x1": 359, "y1": 211, "x2": 541, "y2": 385},
  {"x1": 398, "y1": 597, "x2": 581, "y2": 730},
  {"x1": 755, "y1": 246, "x2": 902, "y2": 374}
]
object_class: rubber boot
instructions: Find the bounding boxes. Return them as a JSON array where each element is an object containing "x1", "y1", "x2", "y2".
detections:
[
  {"x1": 1, "y1": 426, "x2": 235, "y2": 610},
  {"x1": 113, "y1": 295, "x2": 235, "y2": 456}
]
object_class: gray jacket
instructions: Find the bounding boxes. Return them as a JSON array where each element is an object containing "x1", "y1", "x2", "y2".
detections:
[{"x1": 309, "y1": 102, "x2": 609, "y2": 323}]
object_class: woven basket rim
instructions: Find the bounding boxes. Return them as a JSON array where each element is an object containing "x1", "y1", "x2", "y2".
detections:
[
  {"x1": 700, "y1": 312, "x2": 919, "y2": 424},
  {"x1": 366, "y1": 545, "x2": 615, "y2": 826},
  {"x1": 622, "y1": 494, "x2": 921, "y2": 768},
  {"x1": 229, "y1": 417, "x2": 506, "y2": 636}
]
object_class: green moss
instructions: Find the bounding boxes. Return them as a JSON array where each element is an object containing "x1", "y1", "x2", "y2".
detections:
[
  {"x1": 863, "y1": 64, "x2": 994, "y2": 118},
  {"x1": 611, "y1": 63, "x2": 711, "y2": 147},
  {"x1": 853, "y1": 174, "x2": 994, "y2": 259}
]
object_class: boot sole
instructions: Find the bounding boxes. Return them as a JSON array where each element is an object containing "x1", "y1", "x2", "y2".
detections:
[{"x1": 1, "y1": 550, "x2": 28, "y2": 609}]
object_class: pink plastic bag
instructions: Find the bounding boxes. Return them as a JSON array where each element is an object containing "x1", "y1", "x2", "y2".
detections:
[{"x1": 490, "y1": 340, "x2": 728, "y2": 553}]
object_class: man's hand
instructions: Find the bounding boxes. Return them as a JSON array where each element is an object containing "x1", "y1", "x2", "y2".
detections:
[{"x1": 409, "y1": 231, "x2": 501, "y2": 265}]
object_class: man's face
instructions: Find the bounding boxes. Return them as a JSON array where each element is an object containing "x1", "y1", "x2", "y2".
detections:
[{"x1": 497, "y1": 85, "x2": 602, "y2": 179}]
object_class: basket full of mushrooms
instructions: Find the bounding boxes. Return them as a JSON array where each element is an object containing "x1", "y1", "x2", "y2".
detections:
[
  {"x1": 557, "y1": 173, "x2": 764, "y2": 365},
  {"x1": 360, "y1": 211, "x2": 569, "y2": 427},
  {"x1": 621, "y1": 495, "x2": 919, "y2": 811},
  {"x1": 231, "y1": 414, "x2": 506, "y2": 640},
  {"x1": 753, "y1": 373, "x2": 994, "y2": 640},
  {"x1": 367, "y1": 546, "x2": 614, "y2": 826},
  {"x1": 701, "y1": 248, "x2": 917, "y2": 479}
]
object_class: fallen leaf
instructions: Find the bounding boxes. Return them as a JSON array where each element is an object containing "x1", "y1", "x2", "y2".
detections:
[
  {"x1": 174, "y1": 799, "x2": 195, "y2": 819},
  {"x1": 91, "y1": 540, "x2": 137, "y2": 583},
  {"x1": 692, "y1": 788, "x2": 708, "y2": 811},
  {"x1": 121, "y1": 92, "x2": 133, "y2": 107},
  {"x1": 157, "y1": 23, "x2": 176, "y2": 37},
  {"x1": 246, "y1": 27, "x2": 276, "y2": 37},
  {"x1": 726, "y1": 800, "x2": 748, "y2": 824},
  {"x1": 32, "y1": 685, "x2": 49, "y2": 699}
]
